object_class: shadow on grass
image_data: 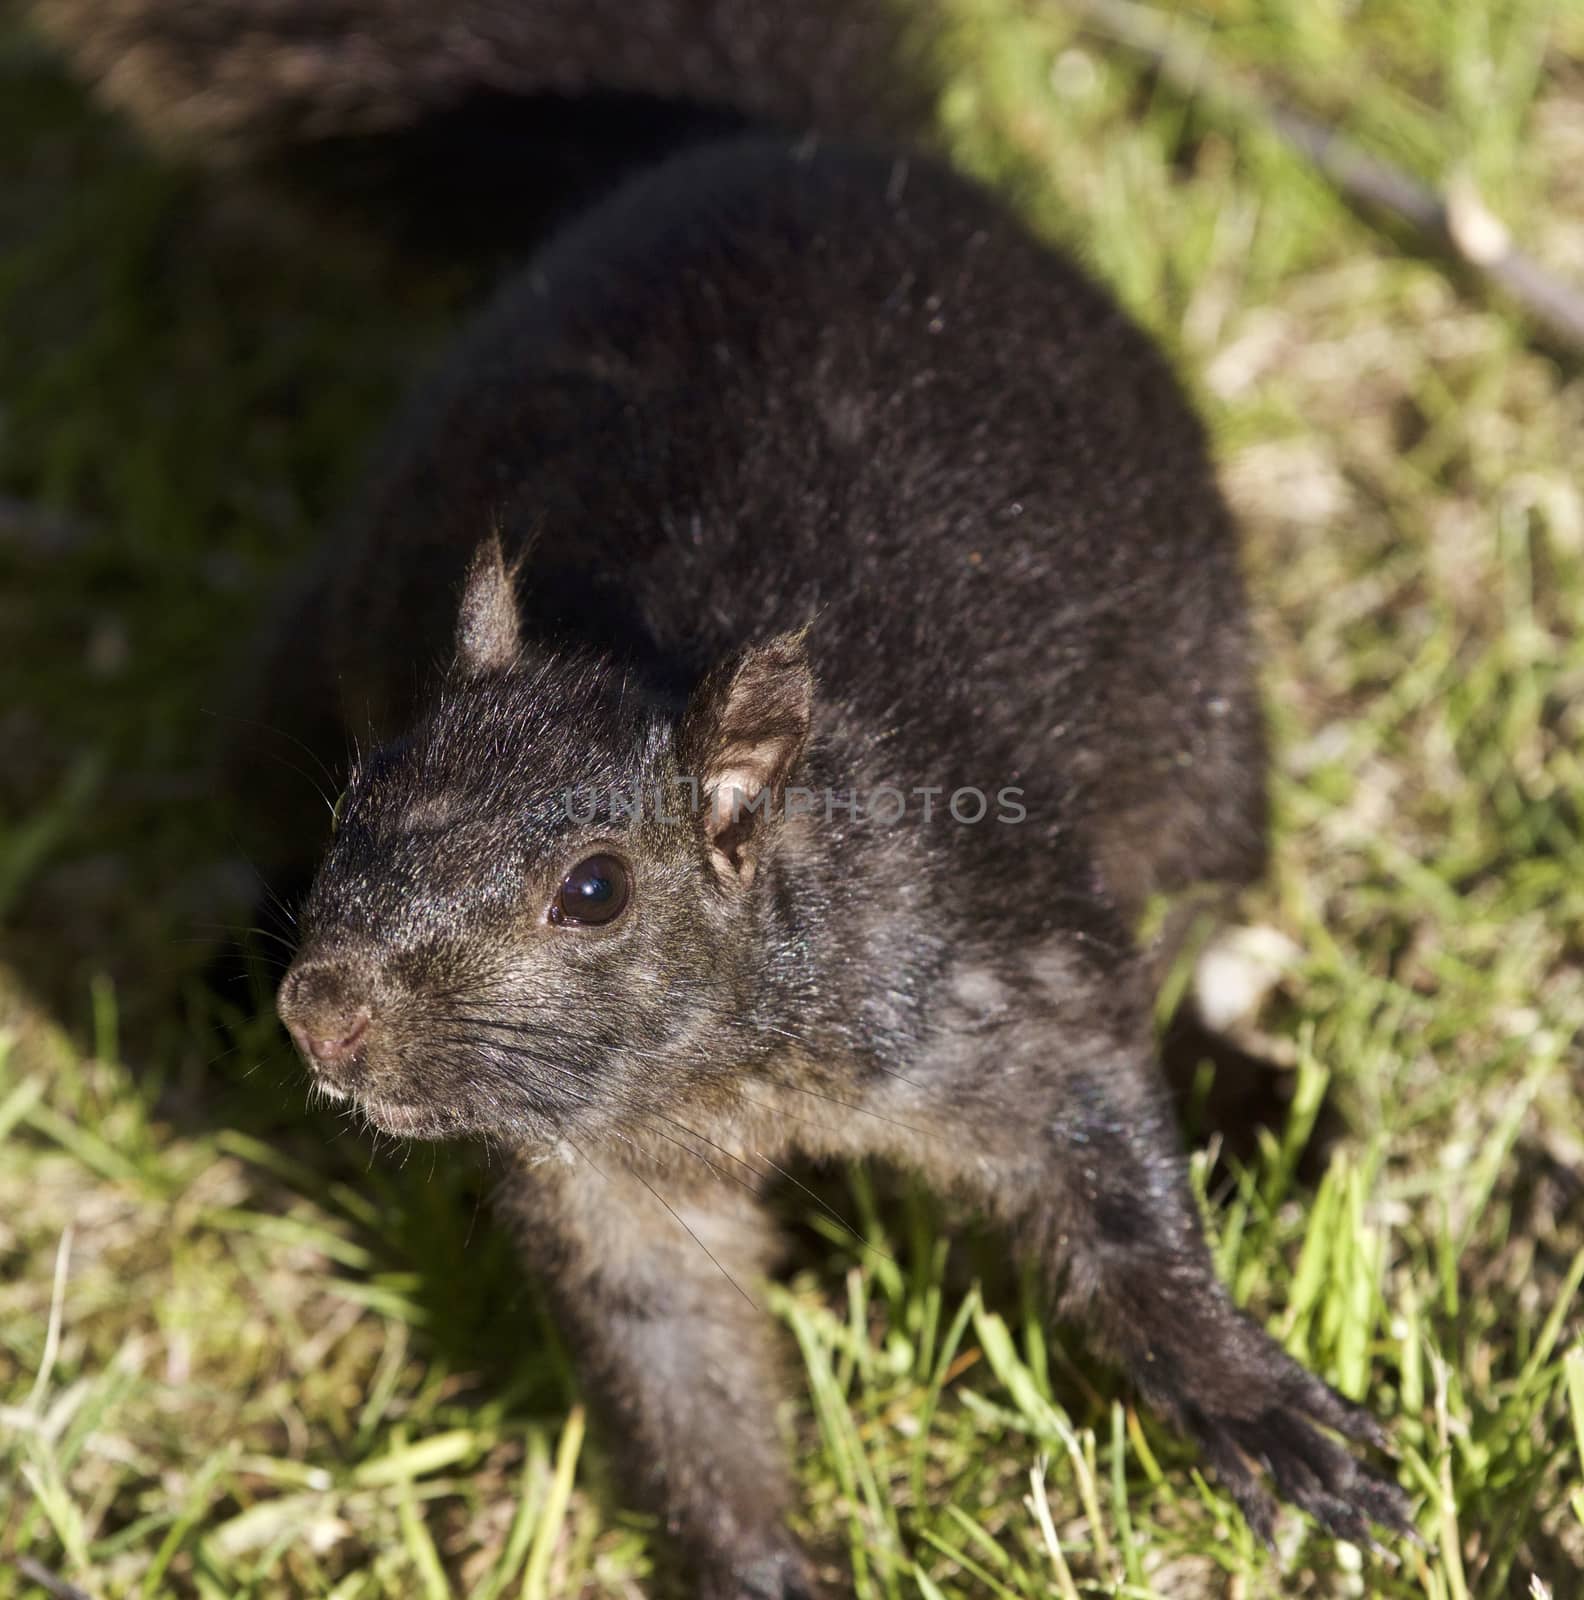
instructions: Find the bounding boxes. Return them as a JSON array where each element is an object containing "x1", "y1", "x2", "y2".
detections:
[{"x1": 0, "y1": 44, "x2": 573, "y2": 1435}]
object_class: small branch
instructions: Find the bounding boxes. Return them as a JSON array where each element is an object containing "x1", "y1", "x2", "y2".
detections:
[
  {"x1": 9, "y1": 1557, "x2": 95, "y2": 1600},
  {"x1": 0, "y1": 495, "x2": 89, "y2": 557},
  {"x1": 1073, "y1": 0, "x2": 1584, "y2": 354}
]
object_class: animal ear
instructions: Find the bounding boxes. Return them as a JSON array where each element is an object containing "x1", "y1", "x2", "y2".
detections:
[
  {"x1": 454, "y1": 532, "x2": 521, "y2": 676},
  {"x1": 680, "y1": 631, "x2": 814, "y2": 887}
]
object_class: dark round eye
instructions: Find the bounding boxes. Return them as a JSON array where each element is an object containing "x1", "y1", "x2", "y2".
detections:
[{"x1": 550, "y1": 853, "x2": 631, "y2": 927}]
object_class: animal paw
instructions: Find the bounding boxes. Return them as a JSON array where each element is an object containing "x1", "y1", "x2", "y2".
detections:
[{"x1": 1182, "y1": 1347, "x2": 1413, "y2": 1548}]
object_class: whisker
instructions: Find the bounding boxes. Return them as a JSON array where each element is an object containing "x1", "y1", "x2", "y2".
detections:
[
  {"x1": 563, "y1": 1124, "x2": 759, "y2": 1313},
  {"x1": 425, "y1": 1028, "x2": 897, "y2": 1264},
  {"x1": 201, "y1": 707, "x2": 343, "y2": 794},
  {"x1": 741, "y1": 1141, "x2": 894, "y2": 1264},
  {"x1": 425, "y1": 1034, "x2": 766, "y2": 1200},
  {"x1": 421, "y1": 1005, "x2": 936, "y2": 1144},
  {"x1": 759, "y1": 1074, "x2": 931, "y2": 1140}
]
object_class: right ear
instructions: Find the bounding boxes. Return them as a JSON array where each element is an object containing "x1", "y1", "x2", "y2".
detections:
[
  {"x1": 679, "y1": 631, "x2": 814, "y2": 888},
  {"x1": 453, "y1": 532, "x2": 521, "y2": 676}
]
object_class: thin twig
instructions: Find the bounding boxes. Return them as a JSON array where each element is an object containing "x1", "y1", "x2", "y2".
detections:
[
  {"x1": 9, "y1": 1557, "x2": 95, "y2": 1600},
  {"x1": 0, "y1": 495, "x2": 89, "y2": 557},
  {"x1": 1074, "y1": 0, "x2": 1584, "y2": 354}
]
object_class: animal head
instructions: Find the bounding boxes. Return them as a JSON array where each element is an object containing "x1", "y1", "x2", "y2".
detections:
[{"x1": 277, "y1": 535, "x2": 813, "y2": 1144}]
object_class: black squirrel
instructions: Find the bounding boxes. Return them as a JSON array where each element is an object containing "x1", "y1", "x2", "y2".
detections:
[{"x1": 36, "y1": 3, "x2": 1413, "y2": 1593}]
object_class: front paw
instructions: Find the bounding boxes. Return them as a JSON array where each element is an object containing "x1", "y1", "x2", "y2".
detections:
[{"x1": 1168, "y1": 1329, "x2": 1413, "y2": 1546}]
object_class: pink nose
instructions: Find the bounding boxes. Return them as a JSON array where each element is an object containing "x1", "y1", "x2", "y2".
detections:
[{"x1": 289, "y1": 1008, "x2": 371, "y2": 1068}]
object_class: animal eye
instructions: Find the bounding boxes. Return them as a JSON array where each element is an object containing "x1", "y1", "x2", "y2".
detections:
[
  {"x1": 550, "y1": 853, "x2": 631, "y2": 927},
  {"x1": 330, "y1": 789, "x2": 349, "y2": 834}
]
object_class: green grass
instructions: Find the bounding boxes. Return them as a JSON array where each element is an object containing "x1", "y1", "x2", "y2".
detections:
[{"x1": 3, "y1": 0, "x2": 1584, "y2": 1594}]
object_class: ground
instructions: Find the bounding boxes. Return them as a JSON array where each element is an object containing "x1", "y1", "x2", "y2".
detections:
[{"x1": 1, "y1": 0, "x2": 1582, "y2": 1596}]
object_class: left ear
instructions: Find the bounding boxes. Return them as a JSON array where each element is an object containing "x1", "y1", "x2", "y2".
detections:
[
  {"x1": 679, "y1": 631, "x2": 814, "y2": 886},
  {"x1": 454, "y1": 532, "x2": 521, "y2": 675}
]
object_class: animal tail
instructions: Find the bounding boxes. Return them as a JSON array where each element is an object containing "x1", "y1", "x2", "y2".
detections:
[{"x1": 29, "y1": 0, "x2": 943, "y2": 251}]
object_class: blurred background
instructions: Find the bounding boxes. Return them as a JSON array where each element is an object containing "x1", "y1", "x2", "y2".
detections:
[{"x1": 1, "y1": 1, "x2": 1582, "y2": 1596}]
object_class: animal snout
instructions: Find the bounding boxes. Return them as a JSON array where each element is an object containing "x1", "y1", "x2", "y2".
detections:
[
  {"x1": 294, "y1": 1008, "x2": 371, "y2": 1068},
  {"x1": 278, "y1": 962, "x2": 374, "y2": 1072}
]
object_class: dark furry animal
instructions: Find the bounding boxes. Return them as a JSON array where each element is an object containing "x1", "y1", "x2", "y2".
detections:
[{"x1": 37, "y1": 5, "x2": 1412, "y2": 1594}]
